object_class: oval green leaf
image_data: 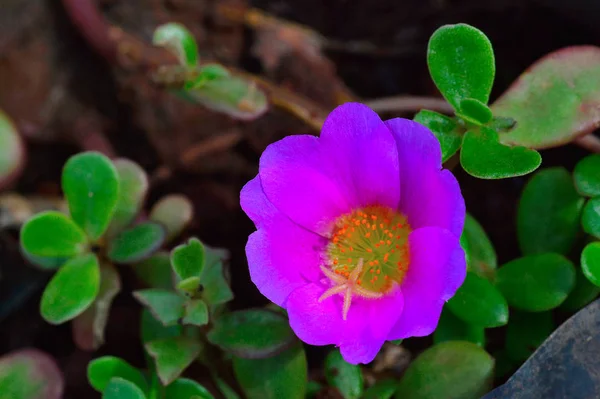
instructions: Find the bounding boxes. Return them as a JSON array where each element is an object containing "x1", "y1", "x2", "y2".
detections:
[
  {"x1": 182, "y1": 299, "x2": 209, "y2": 327},
  {"x1": 106, "y1": 159, "x2": 149, "y2": 238},
  {"x1": 582, "y1": 242, "x2": 600, "y2": 287},
  {"x1": 559, "y1": 264, "x2": 600, "y2": 311},
  {"x1": 427, "y1": 24, "x2": 495, "y2": 110},
  {"x1": 324, "y1": 349, "x2": 363, "y2": 399},
  {"x1": 233, "y1": 343, "x2": 307, "y2": 399},
  {"x1": 395, "y1": 341, "x2": 494, "y2": 399},
  {"x1": 492, "y1": 46, "x2": 600, "y2": 149},
  {"x1": 88, "y1": 356, "x2": 148, "y2": 393},
  {"x1": 434, "y1": 308, "x2": 486, "y2": 347},
  {"x1": 108, "y1": 222, "x2": 166, "y2": 264},
  {"x1": 0, "y1": 349, "x2": 63, "y2": 399},
  {"x1": 0, "y1": 109, "x2": 25, "y2": 189},
  {"x1": 582, "y1": 197, "x2": 600, "y2": 239},
  {"x1": 133, "y1": 289, "x2": 185, "y2": 326},
  {"x1": 413, "y1": 110, "x2": 462, "y2": 162},
  {"x1": 505, "y1": 311, "x2": 553, "y2": 363},
  {"x1": 447, "y1": 272, "x2": 508, "y2": 327},
  {"x1": 40, "y1": 254, "x2": 101, "y2": 324},
  {"x1": 207, "y1": 309, "x2": 295, "y2": 359},
  {"x1": 132, "y1": 252, "x2": 173, "y2": 290},
  {"x1": 517, "y1": 167, "x2": 585, "y2": 255},
  {"x1": 150, "y1": 195, "x2": 194, "y2": 243},
  {"x1": 103, "y1": 377, "x2": 147, "y2": 399},
  {"x1": 458, "y1": 98, "x2": 493, "y2": 125},
  {"x1": 171, "y1": 237, "x2": 205, "y2": 281},
  {"x1": 153, "y1": 22, "x2": 199, "y2": 67},
  {"x1": 461, "y1": 128, "x2": 541, "y2": 179},
  {"x1": 145, "y1": 337, "x2": 201, "y2": 385},
  {"x1": 461, "y1": 213, "x2": 497, "y2": 280},
  {"x1": 20, "y1": 211, "x2": 87, "y2": 258},
  {"x1": 62, "y1": 152, "x2": 119, "y2": 241},
  {"x1": 495, "y1": 253, "x2": 576, "y2": 311},
  {"x1": 574, "y1": 154, "x2": 600, "y2": 197},
  {"x1": 165, "y1": 378, "x2": 215, "y2": 399}
]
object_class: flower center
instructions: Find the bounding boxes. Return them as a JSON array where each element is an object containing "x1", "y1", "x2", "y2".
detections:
[{"x1": 325, "y1": 205, "x2": 411, "y2": 295}]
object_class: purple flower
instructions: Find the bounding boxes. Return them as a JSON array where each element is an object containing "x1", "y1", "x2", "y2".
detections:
[{"x1": 241, "y1": 103, "x2": 466, "y2": 364}]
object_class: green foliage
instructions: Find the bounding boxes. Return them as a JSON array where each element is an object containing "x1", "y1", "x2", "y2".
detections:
[
  {"x1": 182, "y1": 299, "x2": 209, "y2": 327},
  {"x1": 107, "y1": 222, "x2": 166, "y2": 263},
  {"x1": 103, "y1": 378, "x2": 146, "y2": 399},
  {"x1": 20, "y1": 211, "x2": 87, "y2": 260},
  {"x1": 582, "y1": 197, "x2": 600, "y2": 239},
  {"x1": 395, "y1": 341, "x2": 494, "y2": 399},
  {"x1": 427, "y1": 24, "x2": 495, "y2": 110},
  {"x1": 133, "y1": 289, "x2": 186, "y2": 326},
  {"x1": 150, "y1": 195, "x2": 194, "y2": 243},
  {"x1": 582, "y1": 242, "x2": 600, "y2": 287},
  {"x1": 458, "y1": 98, "x2": 493, "y2": 125},
  {"x1": 153, "y1": 22, "x2": 199, "y2": 67},
  {"x1": 164, "y1": 378, "x2": 215, "y2": 399},
  {"x1": 88, "y1": 356, "x2": 148, "y2": 393},
  {"x1": 62, "y1": 152, "x2": 119, "y2": 241},
  {"x1": 363, "y1": 379, "x2": 397, "y2": 399},
  {"x1": 0, "y1": 109, "x2": 24, "y2": 189},
  {"x1": 574, "y1": 154, "x2": 600, "y2": 197},
  {"x1": 40, "y1": 254, "x2": 100, "y2": 324},
  {"x1": 132, "y1": 252, "x2": 173, "y2": 290},
  {"x1": 201, "y1": 246, "x2": 234, "y2": 307},
  {"x1": 517, "y1": 167, "x2": 584, "y2": 255},
  {"x1": 434, "y1": 308, "x2": 485, "y2": 347},
  {"x1": 460, "y1": 128, "x2": 541, "y2": 179},
  {"x1": 495, "y1": 254, "x2": 576, "y2": 311},
  {"x1": 207, "y1": 309, "x2": 295, "y2": 359},
  {"x1": 447, "y1": 272, "x2": 508, "y2": 328},
  {"x1": 171, "y1": 237, "x2": 205, "y2": 281},
  {"x1": 0, "y1": 349, "x2": 63, "y2": 399},
  {"x1": 324, "y1": 349, "x2": 363, "y2": 399},
  {"x1": 233, "y1": 344, "x2": 307, "y2": 399},
  {"x1": 461, "y1": 213, "x2": 497, "y2": 280},
  {"x1": 146, "y1": 337, "x2": 202, "y2": 385},
  {"x1": 504, "y1": 311, "x2": 553, "y2": 363},
  {"x1": 413, "y1": 110, "x2": 461, "y2": 162},
  {"x1": 560, "y1": 265, "x2": 600, "y2": 311}
]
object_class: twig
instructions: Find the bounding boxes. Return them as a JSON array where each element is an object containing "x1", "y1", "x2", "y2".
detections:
[
  {"x1": 365, "y1": 96, "x2": 453, "y2": 115},
  {"x1": 574, "y1": 134, "x2": 600, "y2": 153}
]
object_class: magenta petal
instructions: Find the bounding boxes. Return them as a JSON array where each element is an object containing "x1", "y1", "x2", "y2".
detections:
[
  {"x1": 240, "y1": 175, "x2": 277, "y2": 229},
  {"x1": 259, "y1": 135, "x2": 353, "y2": 235},
  {"x1": 320, "y1": 103, "x2": 400, "y2": 208},
  {"x1": 387, "y1": 227, "x2": 466, "y2": 340},
  {"x1": 386, "y1": 118, "x2": 465, "y2": 236},
  {"x1": 287, "y1": 283, "x2": 345, "y2": 346},
  {"x1": 340, "y1": 335, "x2": 385, "y2": 365}
]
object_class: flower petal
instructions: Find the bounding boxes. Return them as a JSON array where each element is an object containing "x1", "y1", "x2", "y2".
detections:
[
  {"x1": 387, "y1": 227, "x2": 466, "y2": 340},
  {"x1": 240, "y1": 175, "x2": 277, "y2": 229},
  {"x1": 286, "y1": 282, "x2": 345, "y2": 346},
  {"x1": 320, "y1": 103, "x2": 400, "y2": 209},
  {"x1": 259, "y1": 135, "x2": 353, "y2": 235},
  {"x1": 386, "y1": 118, "x2": 465, "y2": 236}
]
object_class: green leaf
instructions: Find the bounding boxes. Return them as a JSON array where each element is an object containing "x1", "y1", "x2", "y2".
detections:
[
  {"x1": 140, "y1": 309, "x2": 182, "y2": 344},
  {"x1": 108, "y1": 222, "x2": 166, "y2": 264},
  {"x1": 72, "y1": 264, "x2": 121, "y2": 350},
  {"x1": 517, "y1": 167, "x2": 585, "y2": 255},
  {"x1": 145, "y1": 337, "x2": 201, "y2": 385},
  {"x1": 495, "y1": 253, "x2": 576, "y2": 311},
  {"x1": 582, "y1": 242, "x2": 600, "y2": 287},
  {"x1": 505, "y1": 311, "x2": 553, "y2": 363},
  {"x1": 233, "y1": 343, "x2": 307, "y2": 399},
  {"x1": 171, "y1": 237, "x2": 205, "y2": 281},
  {"x1": 202, "y1": 246, "x2": 234, "y2": 307},
  {"x1": 211, "y1": 372, "x2": 242, "y2": 399},
  {"x1": 182, "y1": 299, "x2": 209, "y2": 326},
  {"x1": 460, "y1": 128, "x2": 541, "y2": 179},
  {"x1": 87, "y1": 356, "x2": 148, "y2": 393},
  {"x1": 40, "y1": 254, "x2": 101, "y2": 324},
  {"x1": 153, "y1": 23, "x2": 199, "y2": 67},
  {"x1": 150, "y1": 195, "x2": 194, "y2": 243},
  {"x1": 434, "y1": 308, "x2": 486, "y2": 347},
  {"x1": 0, "y1": 109, "x2": 24, "y2": 189},
  {"x1": 133, "y1": 289, "x2": 185, "y2": 326},
  {"x1": 559, "y1": 264, "x2": 600, "y2": 311},
  {"x1": 574, "y1": 154, "x2": 600, "y2": 197},
  {"x1": 132, "y1": 252, "x2": 173, "y2": 290},
  {"x1": 207, "y1": 309, "x2": 295, "y2": 359},
  {"x1": 427, "y1": 24, "x2": 495, "y2": 110},
  {"x1": 20, "y1": 211, "x2": 87, "y2": 259},
  {"x1": 0, "y1": 349, "x2": 63, "y2": 399},
  {"x1": 395, "y1": 341, "x2": 494, "y2": 399},
  {"x1": 324, "y1": 349, "x2": 363, "y2": 399},
  {"x1": 582, "y1": 197, "x2": 600, "y2": 239},
  {"x1": 103, "y1": 378, "x2": 147, "y2": 399},
  {"x1": 461, "y1": 213, "x2": 497, "y2": 280},
  {"x1": 447, "y1": 272, "x2": 508, "y2": 328},
  {"x1": 62, "y1": 151, "x2": 120, "y2": 241},
  {"x1": 165, "y1": 378, "x2": 215, "y2": 399},
  {"x1": 106, "y1": 159, "x2": 149, "y2": 238},
  {"x1": 413, "y1": 110, "x2": 462, "y2": 162},
  {"x1": 177, "y1": 276, "x2": 202, "y2": 297},
  {"x1": 363, "y1": 379, "x2": 397, "y2": 399},
  {"x1": 458, "y1": 98, "x2": 493, "y2": 125},
  {"x1": 487, "y1": 116, "x2": 517, "y2": 132},
  {"x1": 491, "y1": 46, "x2": 600, "y2": 149}
]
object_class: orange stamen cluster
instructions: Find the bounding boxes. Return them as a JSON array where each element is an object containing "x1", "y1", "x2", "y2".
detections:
[{"x1": 318, "y1": 206, "x2": 412, "y2": 319}]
